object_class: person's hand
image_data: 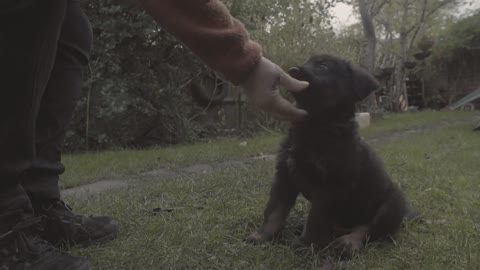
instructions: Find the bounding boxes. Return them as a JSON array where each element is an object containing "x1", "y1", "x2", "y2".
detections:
[{"x1": 242, "y1": 57, "x2": 309, "y2": 121}]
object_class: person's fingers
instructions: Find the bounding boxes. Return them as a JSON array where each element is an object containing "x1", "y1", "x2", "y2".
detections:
[
  {"x1": 278, "y1": 69, "x2": 309, "y2": 93},
  {"x1": 241, "y1": 57, "x2": 308, "y2": 121},
  {"x1": 268, "y1": 95, "x2": 307, "y2": 121}
]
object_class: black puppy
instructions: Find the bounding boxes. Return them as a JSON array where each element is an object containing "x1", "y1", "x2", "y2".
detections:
[{"x1": 247, "y1": 55, "x2": 407, "y2": 253}]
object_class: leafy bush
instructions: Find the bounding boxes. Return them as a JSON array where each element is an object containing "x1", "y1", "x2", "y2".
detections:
[
  {"x1": 66, "y1": 0, "x2": 347, "y2": 151},
  {"x1": 66, "y1": 1, "x2": 217, "y2": 151}
]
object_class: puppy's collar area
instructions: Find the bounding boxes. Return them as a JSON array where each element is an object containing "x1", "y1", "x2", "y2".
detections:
[{"x1": 293, "y1": 118, "x2": 358, "y2": 139}]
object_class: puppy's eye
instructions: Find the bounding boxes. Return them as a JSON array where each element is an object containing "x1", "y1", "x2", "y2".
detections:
[{"x1": 316, "y1": 64, "x2": 329, "y2": 71}]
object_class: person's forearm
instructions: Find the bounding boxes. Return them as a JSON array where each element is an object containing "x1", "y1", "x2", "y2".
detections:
[{"x1": 139, "y1": 0, "x2": 262, "y2": 85}]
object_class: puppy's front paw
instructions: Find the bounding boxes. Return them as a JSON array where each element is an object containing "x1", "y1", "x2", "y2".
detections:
[
  {"x1": 246, "y1": 230, "x2": 274, "y2": 244},
  {"x1": 291, "y1": 236, "x2": 325, "y2": 249},
  {"x1": 333, "y1": 231, "x2": 365, "y2": 257},
  {"x1": 291, "y1": 236, "x2": 309, "y2": 249}
]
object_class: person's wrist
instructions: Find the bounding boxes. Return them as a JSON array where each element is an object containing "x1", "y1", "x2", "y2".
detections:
[{"x1": 241, "y1": 57, "x2": 263, "y2": 89}]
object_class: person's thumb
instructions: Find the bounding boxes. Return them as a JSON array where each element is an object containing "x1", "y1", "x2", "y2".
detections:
[{"x1": 278, "y1": 70, "x2": 309, "y2": 93}]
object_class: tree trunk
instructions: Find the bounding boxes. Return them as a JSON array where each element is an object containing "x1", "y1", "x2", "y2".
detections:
[
  {"x1": 358, "y1": 0, "x2": 377, "y2": 111},
  {"x1": 393, "y1": 0, "x2": 410, "y2": 112}
]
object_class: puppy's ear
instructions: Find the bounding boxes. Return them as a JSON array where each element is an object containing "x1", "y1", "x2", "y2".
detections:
[{"x1": 352, "y1": 66, "x2": 380, "y2": 101}]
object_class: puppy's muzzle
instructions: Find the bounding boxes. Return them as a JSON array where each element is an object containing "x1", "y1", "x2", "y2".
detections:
[{"x1": 288, "y1": 66, "x2": 311, "y2": 83}]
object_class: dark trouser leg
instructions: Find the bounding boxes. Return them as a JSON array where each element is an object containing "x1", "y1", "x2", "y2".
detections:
[
  {"x1": 0, "y1": 1, "x2": 67, "y2": 212},
  {"x1": 22, "y1": 0, "x2": 93, "y2": 203},
  {"x1": 16, "y1": 1, "x2": 118, "y2": 248}
]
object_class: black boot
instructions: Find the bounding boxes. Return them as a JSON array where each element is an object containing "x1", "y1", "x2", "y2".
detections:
[
  {"x1": 33, "y1": 200, "x2": 118, "y2": 247},
  {"x1": 0, "y1": 210, "x2": 93, "y2": 270}
]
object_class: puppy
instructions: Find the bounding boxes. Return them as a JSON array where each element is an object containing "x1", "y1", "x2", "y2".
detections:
[{"x1": 247, "y1": 54, "x2": 407, "y2": 254}]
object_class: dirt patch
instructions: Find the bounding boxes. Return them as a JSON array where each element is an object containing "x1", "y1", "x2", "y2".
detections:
[
  {"x1": 181, "y1": 164, "x2": 213, "y2": 174},
  {"x1": 61, "y1": 180, "x2": 129, "y2": 198},
  {"x1": 141, "y1": 168, "x2": 177, "y2": 178}
]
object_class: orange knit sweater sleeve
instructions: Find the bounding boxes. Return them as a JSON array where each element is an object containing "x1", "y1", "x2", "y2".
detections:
[{"x1": 139, "y1": 0, "x2": 263, "y2": 85}]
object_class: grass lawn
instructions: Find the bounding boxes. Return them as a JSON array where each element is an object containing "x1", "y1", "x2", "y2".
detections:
[
  {"x1": 62, "y1": 111, "x2": 480, "y2": 269},
  {"x1": 61, "y1": 111, "x2": 476, "y2": 188}
]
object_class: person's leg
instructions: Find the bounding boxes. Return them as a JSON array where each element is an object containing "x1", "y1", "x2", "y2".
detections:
[
  {"x1": 0, "y1": 1, "x2": 93, "y2": 269},
  {"x1": 0, "y1": 0, "x2": 59, "y2": 213},
  {"x1": 21, "y1": 0, "x2": 119, "y2": 247},
  {"x1": 21, "y1": 0, "x2": 92, "y2": 203}
]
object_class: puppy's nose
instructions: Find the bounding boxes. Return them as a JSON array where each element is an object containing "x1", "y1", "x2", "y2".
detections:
[{"x1": 287, "y1": 66, "x2": 301, "y2": 78}]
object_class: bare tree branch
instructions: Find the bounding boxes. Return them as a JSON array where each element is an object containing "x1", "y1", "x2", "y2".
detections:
[
  {"x1": 359, "y1": 0, "x2": 376, "y2": 44},
  {"x1": 407, "y1": 0, "x2": 428, "y2": 49},
  {"x1": 358, "y1": 0, "x2": 378, "y2": 109},
  {"x1": 371, "y1": 0, "x2": 391, "y2": 17},
  {"x1": 406, "y1": 0, "x2": 455, "y2": 34}
]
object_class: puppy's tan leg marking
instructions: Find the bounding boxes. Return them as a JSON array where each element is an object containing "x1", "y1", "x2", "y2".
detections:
[
  {"x1": 261, "y1": 208, "x2": 289, "y2": 235},
  {"x1": 247, "y1": 169, "x2": 298, "y2": 244},
  {"x1": 247, "y1": 208, "x2": 288, "y2": 243},
  {"x1": 333, "y1": 226, "x2": 367, "y2": 255},
  {"x1": 294, "y1": 200, "x2": 332, "y2": 248},
  {"x1": 247, "y1": 197, "x2": 296, "y2": 243}
]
